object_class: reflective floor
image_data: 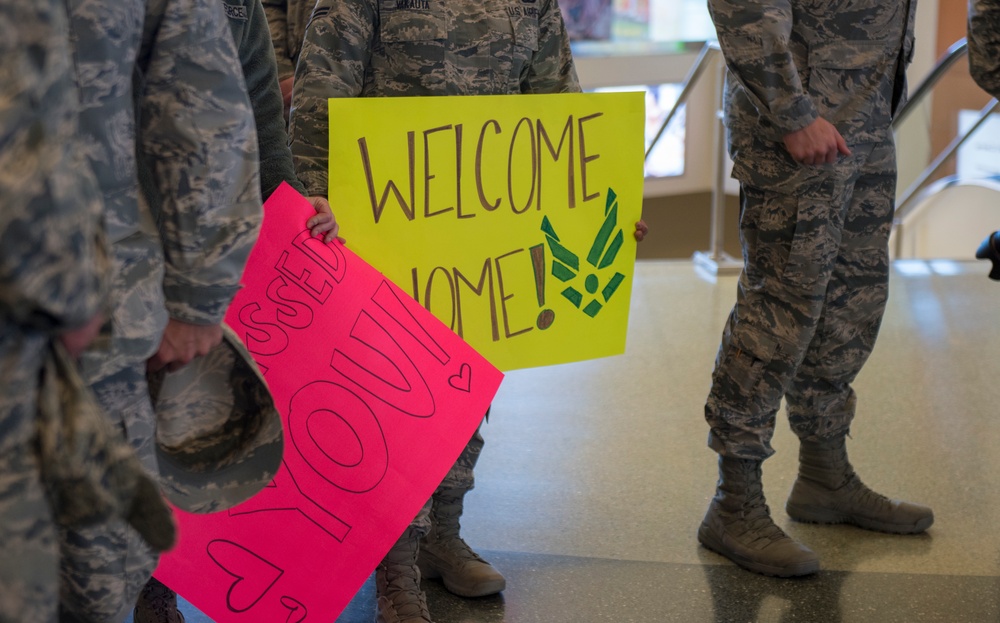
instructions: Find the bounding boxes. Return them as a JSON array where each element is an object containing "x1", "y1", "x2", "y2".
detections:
[{"x1": 151, "y1": 259, "x2": 1000, "y2": 623}]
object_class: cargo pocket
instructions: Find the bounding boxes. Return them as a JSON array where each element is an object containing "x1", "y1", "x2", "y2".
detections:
[
  {"x1": 496, "y1": 12, "x2": 538, "y2": 89},
  {"x1": 714, "y1": 330, "x2": 779, "y2": 405},
  {"x1": 807, "y1": 40, "x2": 894, "y2": 134},
  {"x1": 778, "y1": 168, "x2": 855, "y2": 294},
  {"x1": 380, "y1": 8, "x2": 448, "y2": 66}
]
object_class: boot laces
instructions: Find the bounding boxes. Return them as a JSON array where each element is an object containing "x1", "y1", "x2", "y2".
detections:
[
  {"x1": 842, "y1": 473, "x2": 895, "y2": 513},
  {"x1": 429, "y1": 490, "x2": 484, "y2": 562},
  {"x1": 734, "y1": 464, "x2": 787, "y2": 544},
  {"x1": 742, "y1": 493, "x2": 786, "y2": 543},
  {"x1": 434, "y1": 534, "x2": 485, "y2": 563},
  {"x1": 380, "y1": 563, "x2": 430, "y2": 620},
  {"x1": 828, "y1": 453, "x2": 855, "y2": 489}
]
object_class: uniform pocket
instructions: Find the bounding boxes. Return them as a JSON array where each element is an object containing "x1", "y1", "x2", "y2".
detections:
[
  {"x1": 740, "y1": 180, "x2": 843, "y2": 293},
  {"x1": 807, "y1": 40, "x2": 894, "y2": 132},
  {"x1": 493, "y1": 11, "x2": 539, "y2": 90},
  {"x1": 510, "y1": 12, "x2": 539, "y2": 52},
  {"x1": 714, "y1": 330, "x2": 780, "y2": 402},
  {"x1": 380, "y1": 9, "x2": 448, "y2": 43},
  {"x1": 378, "y1": 8, "x2": 448, "y2": 79},
  {"x1": 780, "y1": 193, "x2": 841, "y2": 292}
]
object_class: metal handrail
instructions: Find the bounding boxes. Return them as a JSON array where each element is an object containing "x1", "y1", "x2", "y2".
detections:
[
  {"x1": 892, "y1": 38, "x2": 968, "y2": 130},
  {"x1": 644, "y1": 41, "x2": 721, "y2": 162}
]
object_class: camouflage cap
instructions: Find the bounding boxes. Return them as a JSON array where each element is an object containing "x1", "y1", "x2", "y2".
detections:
[
  {"x1": 148, "y1": 323, "x2": 283, "y2": 514},
  {"x1": 38, "y1": 342, "x2": 177, "y2": 552}
]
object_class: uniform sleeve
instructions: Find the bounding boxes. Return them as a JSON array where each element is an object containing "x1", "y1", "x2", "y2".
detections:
[
  {"x1": 138, "y1": 0, "x2": 263, "y2": 325},
  {"x1": 239, "y1": 0, "x2": 307, "y2": 200},
  {"x1": 706, "y1": 0, "x2": 818, "y2": 135},
  {"x1": 288, "y1": 0, "x2": 374, "y2": 198},
  {"x1": 522, "y1": 0, "x2": 581, "y2": 94},
  {"x1": 262, "y1": 0, "x2": 296, "y2": 81},
  {"x1": 0, "y1": 0, "x2": 108, "y2": 332},
  {"x1": 969, "y1": 0, "x2": 1000, "y2": 99}
]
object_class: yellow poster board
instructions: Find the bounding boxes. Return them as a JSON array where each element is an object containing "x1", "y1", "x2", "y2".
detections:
[{"x1": 328, "y1": 91, "x2": 644, "y2": 371}]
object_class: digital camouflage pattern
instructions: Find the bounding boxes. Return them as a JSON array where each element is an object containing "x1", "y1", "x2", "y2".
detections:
[
  {"x1": 704, "y1": 0, "x2": 917, "y2": 459},
  {"x1": 707, "y1": 0, "x2": 915, "y2": 174},
  {"x1": 0, "y1": 2, "x2": 106, "y2": 336},
  {"x1": 0, "y1": 1, "x2": 108, "y2": 620},
  {"x1": 69, "y1": 0, "x2": 261, "y2": 380},
  {"x1": 61, "y1": 0, "x2": 262, "y2": 619},
  {"x1": 288, "y1": 0, "x2": 580, "y2": 197},
  {"x1": 969, "y1": 0, "x2": 1000, "y2": 98},
  {"x1": 261, "y1": 0, "x2": 315, "y2": 82},
  {"x1": 58, "y1": 364, "x2": 163, "y2": 622}
]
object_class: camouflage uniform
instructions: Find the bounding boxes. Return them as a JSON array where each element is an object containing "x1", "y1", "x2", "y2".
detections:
[
  {"x1": 969, "y1": 0, "x2": 1000, "y2": 98},
  {"x1": 289, "y1": 0, "x2": 580, "y2": 197},
  {"x1": 261, "y1": 0, "x2": 316, "y2": 83},
  {"x1": 288, "y1": 0, "x2": 578, "y2": 609},
  {"x1": 62, "y1": 1, "x2": 261, "y2": 621},
  {"x1": 0, "y1": 2, "x2": 108, "y2": 621},
  {"x1": 705, "y1": 0, "x2": 917, "y2": 459}
]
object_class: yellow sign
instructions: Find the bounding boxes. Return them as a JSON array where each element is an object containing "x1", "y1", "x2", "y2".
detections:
[{"x1": 328, "y1": 92, "x2": 644, "y2": 371}]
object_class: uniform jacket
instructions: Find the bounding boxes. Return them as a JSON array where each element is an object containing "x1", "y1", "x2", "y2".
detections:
[
  {"x1": 1, "y1": 7, "x2": 173, "y2": 617},
  {"x1": 262, "y1": 0, "x2": 315, "y2": 82},
  {"x1": 288, "y1": 0, "x2": 580, "y2": 197},
  {"x1": 69, "y1": 0, "x2": 281, "y2": 528},
  {"x1": 969, "y1": 0, "x2": 1000, "y2": 99},
  {"x1": 67, "y1": 0, "x2": 262, "y2": 377},
  {"x1": 708, "y1": 0, "x2": 917, "y2": 187},
  {"x1": 1, "y1": 1, "x2": 107, "y2": 338},
  {"x1": 225, "y1": 0, "x2": 307, "y2": 200}
]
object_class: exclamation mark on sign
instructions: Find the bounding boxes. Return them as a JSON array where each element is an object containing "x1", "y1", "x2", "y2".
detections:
[{"x1": 529, "y1": 243, "x2": 555, "y2": 330}]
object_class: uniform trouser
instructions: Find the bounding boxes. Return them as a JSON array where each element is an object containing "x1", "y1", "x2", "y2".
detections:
[
  {"x1": 406, "y1": 420, "x2": 485, "y2": 537},
  {"x1": 59, "y1": 362, "x2": 159, "y2": 623},
  {"x1": 705, "y1": 140, "x2": 896, "y2": 461},
  {"x1": 0, "y1": 334, "x2": 57, "y2": 623}
]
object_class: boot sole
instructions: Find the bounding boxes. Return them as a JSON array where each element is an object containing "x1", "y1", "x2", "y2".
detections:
[
  {"x1": 785, "y1": 503, "x2": 934, "y2": 535},
  {"x1": 697, "y1": 522, "x2": 819, "y2": 578}
]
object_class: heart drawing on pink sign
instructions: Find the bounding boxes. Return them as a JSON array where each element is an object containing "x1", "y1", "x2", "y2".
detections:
[
  {"x1": 206, "y1": 540, "x2": 284, "y2": 614},
  {"x1": 448, "y1": 363, "x2": 473, "y2": 392}
]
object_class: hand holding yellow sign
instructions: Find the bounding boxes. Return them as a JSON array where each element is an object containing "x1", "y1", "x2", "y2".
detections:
[{"x1": 329, "y1": 91, "x2": 645, "y2": 371}]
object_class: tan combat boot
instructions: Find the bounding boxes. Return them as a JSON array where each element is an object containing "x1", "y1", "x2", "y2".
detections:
[
  {"x1": 786, "y1": 436, "x2": 934, "y2": 534},
  {"x1": 698, "y1": 456, "x2": 820, "y2": 577},
  {"x1": 133, "y1": 578, "x2": 186, "y2": 623},
  {"x1": 417, "y1": 488, "x2": 506, "y2": 597},
  {"x1": 376, "y1": 526, "x2": 432, "y2": 623}
]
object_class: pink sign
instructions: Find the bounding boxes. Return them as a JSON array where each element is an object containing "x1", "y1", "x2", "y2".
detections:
[{"x1": 155, "y1": 183, "x2": 503, "y2": 622}]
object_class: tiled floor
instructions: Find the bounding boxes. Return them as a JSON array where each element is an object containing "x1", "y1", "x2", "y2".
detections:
[{"x1": 141, "y1": 259, "x2": 1000, "y2": 623}]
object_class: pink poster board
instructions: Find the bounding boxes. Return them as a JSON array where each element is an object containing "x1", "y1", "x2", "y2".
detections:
[{"x1": 155, "y1": 183, "x2": 504, "y2": 622}]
